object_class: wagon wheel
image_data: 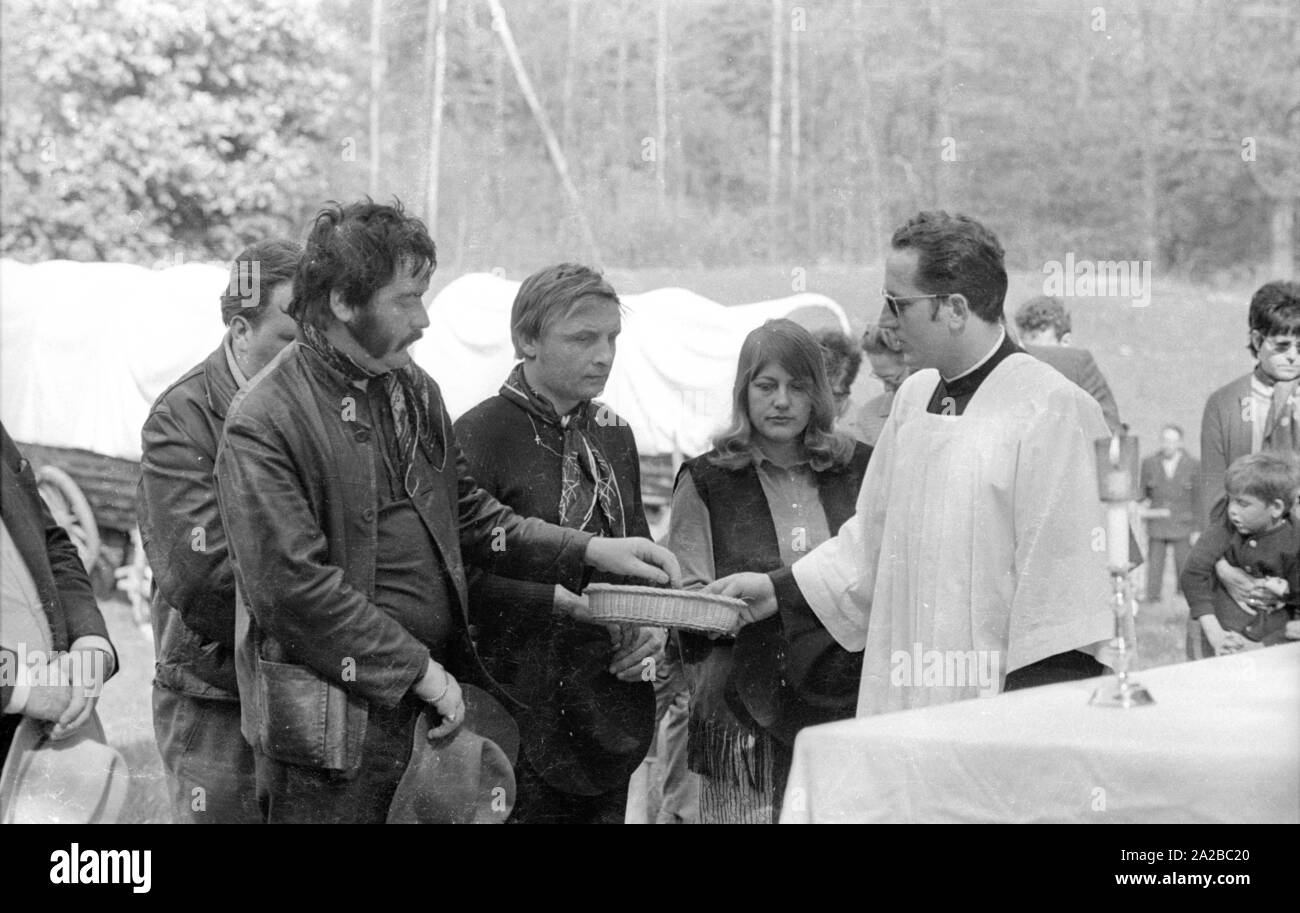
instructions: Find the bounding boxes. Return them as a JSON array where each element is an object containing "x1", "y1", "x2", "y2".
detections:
[
  {"x1": 36, "y1": 464, "x2": 101, "y2": 573},
  {"x1": 114, "y1": 526, "x2": 154, "y2": 634}
]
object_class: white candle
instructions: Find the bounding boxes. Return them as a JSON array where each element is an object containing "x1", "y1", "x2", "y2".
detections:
[{"x1": 1107, "y1": 503, "x2": 1129, "y2": 570}]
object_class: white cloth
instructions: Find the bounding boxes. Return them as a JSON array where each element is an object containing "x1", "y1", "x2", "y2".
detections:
[
  {"x1": 792, "y1": 352, "x2": 1115, "y2": 716},
  {"x1": 781, "y1": 644, "x2": 1300, "y2": 823}
]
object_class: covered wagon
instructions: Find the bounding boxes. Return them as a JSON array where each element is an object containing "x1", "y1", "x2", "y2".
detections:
[{"x1": 0, "y1": 257, "x2": 851, "y2": 624}]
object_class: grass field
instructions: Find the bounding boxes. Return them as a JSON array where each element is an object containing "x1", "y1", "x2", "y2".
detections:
[{"x1": 97, "y1": 262, "x2": 1264, "y2": 822}]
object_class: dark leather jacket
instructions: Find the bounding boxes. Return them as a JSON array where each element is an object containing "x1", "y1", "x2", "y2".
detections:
[
  {"x1": 138, "y1": 341, "x2": 242, "y2": 699},
  {"x1": 214, "y1": 342, "x2": 592, "y2": 774}
]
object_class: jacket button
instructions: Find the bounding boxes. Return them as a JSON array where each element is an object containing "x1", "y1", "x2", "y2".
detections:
[
  {"x1": 362, "y1": 508, "x2": 375, "y2": 522},
  {"x1": 355, "y1": 429, "x2": 371, "y2": 443}
]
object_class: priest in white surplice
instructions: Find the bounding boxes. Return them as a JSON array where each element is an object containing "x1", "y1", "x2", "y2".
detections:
[{"x1": 708, "y1": 212, "x2": 1116, "y2": 717}]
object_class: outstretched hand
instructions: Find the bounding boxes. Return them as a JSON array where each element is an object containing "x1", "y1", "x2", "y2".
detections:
[
  {"x1": 585, "y1": 537, "x2": 682, "y2": 588},
  {"x1": 705, "y1": 572, "x2": 778, "y2": 632}
]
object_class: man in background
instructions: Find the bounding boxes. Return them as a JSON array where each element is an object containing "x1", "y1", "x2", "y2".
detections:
[
  {"x1": 1138, "y1": 424, "x2": 1200, "y2": 604},
  {"x1": 138, "y1": 238, "x2": 302, "y2": 823},
  {"x1": 852, "y1": 315, "x2": 909, "y2": 447},
  {"x1": 1014, "y1": 295, "x2": 1122, "y2": 432},
  {"x1": 1194, "y1": 280, "x2": 1300, "y2": 657},
  {"x1": 1198, "y1": 281, "x2": 1300, "y2": 528},
  {"x1": 814, "y1": 328, "x2": 863, "y2": 431}
]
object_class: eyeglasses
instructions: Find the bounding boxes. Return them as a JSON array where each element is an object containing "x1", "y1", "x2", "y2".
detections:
[
  {"x1": 882, "y1": 288, "x2": 954, "y2": 320},
  {"x1": 1254, "y1": 332, "x2": 1300, "y2": 355}
]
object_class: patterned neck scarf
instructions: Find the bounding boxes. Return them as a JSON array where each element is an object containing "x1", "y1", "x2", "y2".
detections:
[
  {"x1": 302, "y1": 322, "x2": 442, "y2": 496},
  {"x1": 500, "y1": 362, "x2": 626, "y2": 537},
  {"x1": 1262, "y1": 377, "x2": 1300, "y2": 454}
]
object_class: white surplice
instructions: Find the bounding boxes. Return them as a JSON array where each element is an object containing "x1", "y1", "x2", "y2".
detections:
[{"x1": 792, "y1": 352, "x2": 1116, "y2": 717}]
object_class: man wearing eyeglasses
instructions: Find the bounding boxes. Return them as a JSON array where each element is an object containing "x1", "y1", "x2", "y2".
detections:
[
  {"x1": 1193, "y1": 281, "x2": 1300, "y2": 657},
  {"x1": 708, "y1": 211, "x2": 1117, "y2": 717},
  {"x1": 1198, "y1": 281, "x2": 1300, "y2": 530}
]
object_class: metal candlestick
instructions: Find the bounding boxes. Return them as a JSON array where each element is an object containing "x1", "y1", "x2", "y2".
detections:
[
  {"x1": 1089, "y1": 431, "x2": 1155, "y2": 708},
  {"x1": 1089, "y1": 570, "x2": 1155, "y2": 707}
]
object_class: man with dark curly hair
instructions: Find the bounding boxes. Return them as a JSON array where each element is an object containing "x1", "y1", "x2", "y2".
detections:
[{"x1": 213, "y1": 200, "x2": 679, "y2": 822}]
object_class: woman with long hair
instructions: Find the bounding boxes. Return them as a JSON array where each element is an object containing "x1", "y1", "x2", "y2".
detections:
[{"x1": 669, "y1": 318, "x2": 871, "y2": 823}]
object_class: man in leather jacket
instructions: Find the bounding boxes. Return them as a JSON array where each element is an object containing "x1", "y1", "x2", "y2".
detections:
[
  {"x1": 213, "y1": 200, "x2": 680, "y2": 823},
  {"x1": 138, "y1": 238, "x2": 302, "y2": 823}
]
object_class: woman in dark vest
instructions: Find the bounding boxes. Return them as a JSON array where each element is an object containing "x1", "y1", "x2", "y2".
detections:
[{"x1": 669, "y1": 318, "x2": 871, "y2": 823}]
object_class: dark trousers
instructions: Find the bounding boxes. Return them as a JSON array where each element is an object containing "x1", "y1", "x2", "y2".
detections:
[
  {"x1": 153, "y1": 684, "x2": 260, "y2": 824},
  {"x1": 1146, "y1": 535, "x2": 1191, "y2": 601},
  {"x1": 1003, "y1": 650, "x2": 1107, "y2": 691},
  {"x1": 254, "y1": 697, "x2": 419, "y2": 824},
  {"x1": 509, "y1": 745, "x2": 629, "y2": 824},
  {"x1": 0, "y1": 712, "x2": 19, "y2": 768}
]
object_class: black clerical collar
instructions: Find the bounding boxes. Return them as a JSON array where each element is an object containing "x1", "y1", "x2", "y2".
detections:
[{"x1": 926, "y1": 329, "x2": 1024, "y2": 416}]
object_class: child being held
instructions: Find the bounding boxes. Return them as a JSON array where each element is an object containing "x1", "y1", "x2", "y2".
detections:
[{"x1": 1180, "y1": 452, "x2": 1300, "y2": 655}]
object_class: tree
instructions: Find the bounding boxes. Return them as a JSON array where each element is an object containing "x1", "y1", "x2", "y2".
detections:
[
  {"x1": 424, "y1": 0, "x2": 449, "y2": 231},
  {"x1": 767, "y1": 0, "x2": 783, "y2": 220},
  {"x1": 485, "y1": 0, "x2": 604, "y2": 269},
  {"x1": 0, "y1": 0, "x2": 348, "y2": 263},
  {"x1": 656, "y1": 0, "x2": 669, "y2": 206},
  {"x1": 1159, "y1": 2, "x2": 1299, "y2": 277},
  {"x1": 369, "y1": 0, "x2": 384, "y2": 197}
]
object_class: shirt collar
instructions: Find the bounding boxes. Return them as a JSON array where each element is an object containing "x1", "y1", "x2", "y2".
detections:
[
  {"x1": 750, "y1": 444, "x2": 812, "y2": 470},
  {"x1": 943, "y1": 327, "x2": 1007, "y2": 383},
  {"x1": 1251, "y1": 372, "x2": 1276, "y2": 396},
  {"x1": 224, "y1": 332, "x2": 249, "y2": 390}
]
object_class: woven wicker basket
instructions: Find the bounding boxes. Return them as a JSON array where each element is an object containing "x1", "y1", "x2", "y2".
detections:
[{"x1": 584, "y1": 583, "x2": 743, "y2": 633}]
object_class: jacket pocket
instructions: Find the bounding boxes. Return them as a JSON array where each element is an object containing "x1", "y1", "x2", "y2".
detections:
[{"x1": 255, "y1": 658, "x2": 366, "y2": 772}]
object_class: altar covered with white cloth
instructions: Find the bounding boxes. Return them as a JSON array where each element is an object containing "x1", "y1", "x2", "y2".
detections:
[{"x1": 780, "y1": 644, "x2": 1300, "y2": 823}]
